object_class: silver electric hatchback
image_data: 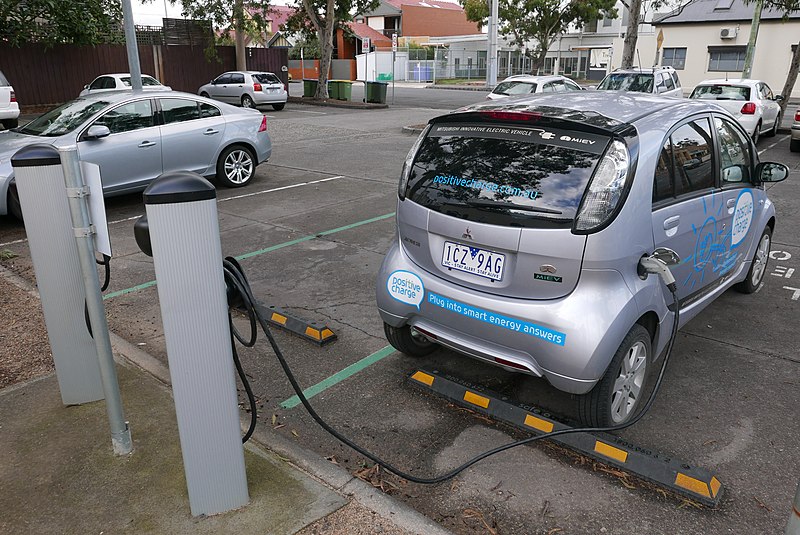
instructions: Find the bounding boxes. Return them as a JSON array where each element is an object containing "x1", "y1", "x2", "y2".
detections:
[{"x1": 376, "y1": 92, "x2": 788, "y2": 426}]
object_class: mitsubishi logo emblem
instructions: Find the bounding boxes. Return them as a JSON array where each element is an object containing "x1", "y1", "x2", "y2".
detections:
[
  {"x1": 540, "y1": 264, "x2": 558, "y2": 274},
  {"x1": 462, "y1": 227, "x2": 473, "y2": 240}
]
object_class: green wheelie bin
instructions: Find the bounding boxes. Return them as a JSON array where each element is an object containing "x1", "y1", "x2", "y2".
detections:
[
  {"x1": 302, "y1": 79, "x2": 318, "y2": 97},
  {"x1": 365, "y1": 81, "x2": 388, "y2": 104}
]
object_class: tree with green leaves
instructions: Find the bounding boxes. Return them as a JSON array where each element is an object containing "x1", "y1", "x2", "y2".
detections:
[
  {"x1": 285, "y1": 0, "x2": 380, "y2": 99},
  {"x1": 460, "y1": 0, "x2": 617, "y2": 74},
  {"x1": 0, "y1": 0, "x2": 123, "y2": 47}
]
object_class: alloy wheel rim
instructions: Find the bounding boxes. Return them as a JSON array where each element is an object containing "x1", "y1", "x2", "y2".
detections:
[
  {"x1": 610, "y1": 341, "x2": 647, "y2": 424},
  {"x1": 751, "y1": 233, "x2": 770, "y2": 286},
  {"x1": 243, "y1": 96, "x2": 254, "y2": 108},
  {"x1": 224, "y1": 150, "x2": 253, "y2": 184}
]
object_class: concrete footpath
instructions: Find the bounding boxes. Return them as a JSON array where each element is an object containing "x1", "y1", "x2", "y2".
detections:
[{"x1": 0, "y1": 272, "x2": 452, "y2": 534}]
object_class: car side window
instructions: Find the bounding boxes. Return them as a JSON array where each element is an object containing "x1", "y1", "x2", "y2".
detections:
[
  {"x1": 670, "y1": 118, "x2": 714, "y2": 196},
  {"x1": 90, "y1": 77, "x2": 108, "y2": 90},
  {"x1": 714, "y1": 117, "x2": 752, "y2": 185},
  {"x1": 215, "y1": 74, "x2": 231, "y2": 84},
  {"x1": 160, "y1": 98, "x2": 200, "y2": 124},
  {"x1": 763, "y1": 84, "x2": 774, "y2": 100},
  {"x1": 653, "y1": 140, "x2": 675, "y2": 203},
  {"x1": 671, "y1": 72, "x2": 681, "y2": 88},
  {"x1": 565, "y1": 80, "x2": 582, "y2": 91},
  {"x1": 94, "y1": 100, "x2": 154, "y2": 134},
  {"x1": 655, "y1": 73, "x2": 666, "y2": 93},
  {"x1": 199, "y1": 102, "x2": 221, "y2": 118},
  {"x1": 552, "y1": 81, "x2": 567, "y2": 92},
  {"x1": 230, "y1": 73, "x2": 245, "y2": 84},
  {"x1": 542, "y1": 83, "x2": 554, "y2": 93},
  {"x1": 663, "y1": 73, "x2": 675, "y2": 91}
]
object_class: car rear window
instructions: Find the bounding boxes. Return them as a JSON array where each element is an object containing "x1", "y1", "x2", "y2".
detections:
[
  {"x1": 0, "y1": 71, "x2": 9, "y2": 86},
  {"x1": 121, "y1": 76, "x2": 161, "y2": 87},
  {"x1": 689, "y1": 84, "x2": 750, "y2": 101},
  {"x1": 597, "y1": 73, "x2": 654, "y2": 93},
  {"x1": 406, "y1": 123, "x2": 609, "y2": 229},
  {"x1": 493, "y1": 81, "x2": 536, "y2": 96},
  {"x1": 252, "y1": 73, "x2": 281, "y2": 84}
]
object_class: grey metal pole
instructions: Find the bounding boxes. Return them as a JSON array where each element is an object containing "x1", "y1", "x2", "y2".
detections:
[
  {"x1": 788, "y1": 480, "x2": 800, "y2": 535},
  {"x1": 60, "y1": 147, "x2": 133, "y2": 456},
  {"x1": 122, "y1": 0, "x2": 143, "y2": 91},
  {"x1": 487, "y1": 0, "x2": 499, "y2": 86}
]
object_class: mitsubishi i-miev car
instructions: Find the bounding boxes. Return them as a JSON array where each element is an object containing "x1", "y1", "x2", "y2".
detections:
[{"x1": 376, "y1": 92, "x2": 788, "y2": 427}]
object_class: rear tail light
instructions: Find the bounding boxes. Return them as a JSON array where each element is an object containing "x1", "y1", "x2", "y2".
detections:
[
  {"x1": 258, "y1": 115, "x2": 267, "y2": 132},
  {"x1": 741, "y1": 102, "x2": 757, "y2": 115},
  {"x1": 253, "y1": 83, "x2": 262, "y2": 92},
  {"x1": 398, "y1": 125, "x2": 430, "y2": 200},
  {"x1": 10, "y1": 90, "x2": 15, "y2": 103},
  {"x1": 284, "y1": 83, "x2": 288, "y2": 92},
  {"x1": 795, "y1": 109, "x2": 800, "y2": 122},
  {"x1": 574, "y1": 139, "x2": 630, "y2": 232}
]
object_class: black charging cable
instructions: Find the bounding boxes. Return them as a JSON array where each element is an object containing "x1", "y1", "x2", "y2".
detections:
[
  {"x1": 84, "y1": 254, "x2": 112, "y2": 338},
  {"x1": 224, "y1": 255, "x2": 681, "y2": 482}
]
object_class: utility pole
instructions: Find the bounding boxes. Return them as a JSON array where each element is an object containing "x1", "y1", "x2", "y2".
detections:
[
  {"x1": 741, "y1": 0, "x2": 763, "y2": 78},
  {"x1": 121, "y1": 0, "x2": 142, "y2": 91},
  {"x1": 486, "y1": 0, "x2": 499, "y2": 87}
]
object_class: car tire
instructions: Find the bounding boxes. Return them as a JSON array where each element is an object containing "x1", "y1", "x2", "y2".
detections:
[
  {"x1": 577, "y1": 324, "x2": 651, "y2": 427},
  {"x1": 735, "y1": 226, "x2": 772, "y2": 294},
  {"x1": 272, "y1": 103, "x2": 285, "y2": 111},
  {"x1": 752, "y1": 121, "x2": 761, "y2": 144},
  {"x1": 767, "y1": 113, "x2": 780, "y2": 137},
  {"x1": 200, "y1": 92, "x2": 209, "y2": 98},
  {"x1": 791, "y1": 138, "x2": 800, "y2": 152},
  {"x1": 6, "y1": 184, "x2": 23, "y2": 221},
  {"x1": 2, "y1": 118, "x2": 18, "y2": 130},
  {"x1": 241, "y1": 94, "x2": 255, "y2": 109},
  {"x1": 216, "y1": 145, "x2": 256, "y2": 188},
  {"x1": 384, "y1": 323, "x2": 436, "y2": 357}
]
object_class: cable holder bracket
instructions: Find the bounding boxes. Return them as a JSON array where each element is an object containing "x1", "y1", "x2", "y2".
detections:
[{"x1": 66, "y1": 186, "x2": 91, "y2": 199}]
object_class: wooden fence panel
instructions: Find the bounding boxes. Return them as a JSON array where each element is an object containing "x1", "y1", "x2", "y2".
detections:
[
  {"x1": 246, "y1": 48, "x2": 290, "y2": 85},
  {"x1": 160, "y1": 45, "x2": 235, "y2": 93}
]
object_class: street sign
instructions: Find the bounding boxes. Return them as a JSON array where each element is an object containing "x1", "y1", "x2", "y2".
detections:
[
  {"x1": 362, "y1": 37, "x2": 370, "y2": 54},
  {"x1": 656, "y1": 29, "x2": 664, "y2": 50},
  {"x1": 392, "y1": 33, "x2": 398, "y2": 52}
]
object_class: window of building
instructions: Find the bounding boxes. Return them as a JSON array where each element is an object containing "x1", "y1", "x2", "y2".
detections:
[
  {"x1": 662, "y1": 47, "x2": 686, "y2": 70},
  {"x1": 602, "y1": 16, "x2": 613, "y2": 27},
  {"x1": 708, "y1": 46, "x2": 746, "y2": 72},
  {"x1": 560, "y1": 56, "x2": 577, "y2": 75},
  {"x1": 543, "y1": 57, "x2": 555, "y2": 74}
]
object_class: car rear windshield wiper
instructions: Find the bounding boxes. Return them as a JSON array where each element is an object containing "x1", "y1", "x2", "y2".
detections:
[{"x1": 464, "y1": 198, "x2": 564, "y2": 215}]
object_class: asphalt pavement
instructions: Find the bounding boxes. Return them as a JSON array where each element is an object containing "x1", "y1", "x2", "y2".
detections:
[{"x1": 1, "y1": 93, "x2": 799, "y2": 534}]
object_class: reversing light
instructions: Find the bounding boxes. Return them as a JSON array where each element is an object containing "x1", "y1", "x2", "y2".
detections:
[
  {"x1": 398, "y1": 125, "x2": 430, "y2": 200},
  {"x1": 741, "y1": 102, "x2": 756, "y2": 115},
  {"x1": 480, "y1": 111, "x2": 542, "y2": 122},
  {"x1": 10, "y1": 91, "x2": 15, "y2": 103},
  {"x1": 253, "y1": 83, "x2": 262, "y2": 92},
  {"x1": 574, "y1": 139, "x2": 630, "y2": 232},
  {"x1": 258, "y1": 115, "x2": 267, "y2": 132}
]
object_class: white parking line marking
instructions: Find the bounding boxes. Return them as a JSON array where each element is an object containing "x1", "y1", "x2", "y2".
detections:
[
  {"x1": 293, "y1": 110, "x2": 327, "y2": 115},
  {"x1": 0, "y1": 175, "x2": 347, "y2": 248},
  {"x1": 757, "y1": 134, "x2": 790, "y2": 155}
]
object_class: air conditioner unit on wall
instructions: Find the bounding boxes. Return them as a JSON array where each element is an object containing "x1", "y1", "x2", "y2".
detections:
[{"x1": 720, "y1": 27, "x2": 738, "y2": 39}]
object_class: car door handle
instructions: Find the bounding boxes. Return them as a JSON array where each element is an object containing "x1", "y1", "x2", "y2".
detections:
[
  {"x1": 663, "y1": 215, "x2": 680, "y2": 230},
  {"x1": 203, "y1": 129, "x2": 219, "y2": 135},
  {"x1": 138, "y1": 141, "x2": 156, "y2": 148},
  {"x1": 727, "y1": 198, "x2": 736, "y2": 209}
]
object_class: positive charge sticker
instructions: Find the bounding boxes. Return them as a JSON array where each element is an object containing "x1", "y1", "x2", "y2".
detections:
[
  {"x1": 731, "y1": 189, "x2": 754, "y2": 248},
  {"x1": 387, "y1": 270, "x2": 424, "y2": 309}
]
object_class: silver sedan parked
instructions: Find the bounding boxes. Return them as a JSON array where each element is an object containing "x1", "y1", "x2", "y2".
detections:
[
  {"x1": 0, "y1": 90, "x2": 271, "y2": 220},
  {"x1": 198, "y1": 71, "x2": 288, "y2": 111}
]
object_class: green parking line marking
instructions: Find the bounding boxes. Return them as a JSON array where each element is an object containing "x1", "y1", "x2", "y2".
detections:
[
  {"x1": 104, "y1": 212, "x2": 395, "y2": 301},
  {"x1": 280, "y1": 345, "x2": 395, "y2": 409}
]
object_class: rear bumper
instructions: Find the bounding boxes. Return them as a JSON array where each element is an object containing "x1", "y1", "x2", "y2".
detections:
[
  {"x1": 376, "y1": 240, "x2": 641, "y2": 395},
  {"x1": 791, "y1": 124, "x2": 800, "y2": 141},
  {"x1": 253, "y1": 90, "x2": 288, "y2": 105},
  {"x1": 0, "y1": 103, "x2": 19, "y2": 120}
]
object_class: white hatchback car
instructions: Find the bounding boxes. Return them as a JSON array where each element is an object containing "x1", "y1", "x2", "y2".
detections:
[
  {"x1": 79, "y1": 74, "x2": 171, "y2": 97},
  {"x1": 689, "y1": 79, "x2": 783, "y2": 143},
  {"x1": 0, "y1": 70, "x2": 20, "y2": 130},
  {"x1": 486, "y1": 75, "x2": 583, "y2": 100}
]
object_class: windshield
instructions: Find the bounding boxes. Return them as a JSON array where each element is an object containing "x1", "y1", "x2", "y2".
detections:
[
  {"x1": 121, "y1": 76, "x2": 161, "y2": 87},
  {"x1": 253, "y1": 73, "x2": 281, "y2": 84},
  {"x1": 597, "y1": 73, "x2": 654, "y2": 93},
  {"x1": 406, "y1": 123, "x2": 608, "y2": 229},
  {"x1": 493, "y1": 81, "x2": 536, "y2": 96},
  {"x1": 16, "y1": 100, "x2": 110, "y2": 137},
  {"x1": 690, "y1": 84, "x2": 750, "y2": 101}
]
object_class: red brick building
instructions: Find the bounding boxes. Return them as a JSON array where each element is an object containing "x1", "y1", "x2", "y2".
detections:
[{"x1": 354, "y1": 0, "x2": 479, "y2": 42}]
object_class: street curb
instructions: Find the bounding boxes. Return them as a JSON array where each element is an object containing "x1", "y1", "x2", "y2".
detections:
[
  {"x1": 287, "y1": 96, "x2": 389, "y2": 109},
  {"x1": 428, "y1": 84, "x2": 491, "y2": 91},
  {"x1": 402, "y1": 124, "x2": 426, "y2": 134}
]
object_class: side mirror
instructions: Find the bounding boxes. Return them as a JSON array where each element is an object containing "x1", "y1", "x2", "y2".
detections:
[
  {"x1": 756, "y1": 162, "x2": 789, "y2": 183},
  {"x1": 775, "y1": 95, "x2": 784, "y2": 102},
  {"x1": 211, "y1": 79, "x2": 216, "y2": 85},
  {"x1": 84, "y1": 84, "x2": 90, "y2": 90},
  {"x1": 85, "y1": 125, "x2": 111, "y2": 140}
]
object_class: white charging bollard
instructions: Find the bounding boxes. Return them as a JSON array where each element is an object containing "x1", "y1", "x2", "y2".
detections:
[
  {"x1": 788, "y1": 480, "x2": 800, "y2": 535},
  {"x1": 142, "y1": 171, "x2": 249, "y2": 516},
  {"x1": 10, "y1": 145, "x2": 104, "y2": 404}
]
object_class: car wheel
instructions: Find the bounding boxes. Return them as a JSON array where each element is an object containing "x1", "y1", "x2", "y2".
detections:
[
  {"x1": 216, "y1": 145, "x2": 255, "y2": 188},
  {"x1": 272, "y1": 103, "x2": 285, "y2": 111},
  {"x1": 200, "y1": 92, "x2": 209, "y2": 98},
  {"x1": 1, "y1": 118, "x2": 18, "y2": 130},
  {"x1": 767, "y1": 113, "x2": 780, "y2": 137},
  {"x1": 791, "y1": 138, "x2": 800, "y2": 152},
  {"x1": 241, "y1": 94, "x2": 255, "y2": 109},
  {"x1": 752, "y1": 122, "x2": 761, "y2": 145},
  {"x1": 577, "y1": 324, "x2": 651, "y2": 427},
  {"x1": 6, "y1": 184, "x2": 23, "y2": 221},
  {"x1": 384, "y1": 323, "x2": 437, "y2": 357},
  {"x1": 735, "y1": 226, "x2": 772, "y2": 294}
]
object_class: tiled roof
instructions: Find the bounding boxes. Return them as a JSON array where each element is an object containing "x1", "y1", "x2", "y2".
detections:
[
  {"x1": 345, "y1": 22, "x2": 393, "y2": 44},
  {"x1": 654, "y1": 0, "x2": 800, "y2": 24},
  {"x1": 384, "y1": 0, "x2": 463, "y2": 11},
  {"x1": 266, "y1": 5, "x2": 296, "y2": 31}
]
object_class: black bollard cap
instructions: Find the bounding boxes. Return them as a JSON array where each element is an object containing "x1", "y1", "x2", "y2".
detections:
[
  {"x1": 133, "y1": 215, "x2": 152, "y2": 257},
  {"x1": 10, "y1": 144, "x2": 61, "y2": 168},
  {"x1": 143, "y1": 170, "x2": 216, "y2": 205}
]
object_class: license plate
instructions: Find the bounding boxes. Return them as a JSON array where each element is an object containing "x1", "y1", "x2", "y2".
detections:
[{"x1": 442, "y1": 241, "x2": 505, "y2": 281}]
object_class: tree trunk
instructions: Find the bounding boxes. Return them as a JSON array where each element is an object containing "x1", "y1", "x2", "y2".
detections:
[
  {"x1": 620, "y1": 0, "x2": 642, "y2": 69},
  {"x1": 234, "y1": 0, "x2": 246, "y2": 70},
  {"x1": 741, "y1": 0, "x2": 763, "y2": 78},
  {"x1": 779, "y1": 41, "x2": 800, "y2": 117},
  {"x1": 314, "y1": 0, "x2": 336, "y2": 99},
  {"x1": 530, "y1": 47, "x2": 547, "y2": 75}
]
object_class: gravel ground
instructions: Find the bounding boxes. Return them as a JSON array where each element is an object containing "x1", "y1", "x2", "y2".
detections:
[
  {"x1": 297, "y1": 501, "x2": 413, "y2": 535},
  {"x1": 0, "y1": 265, "x2": 53, "y2": 388}
]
